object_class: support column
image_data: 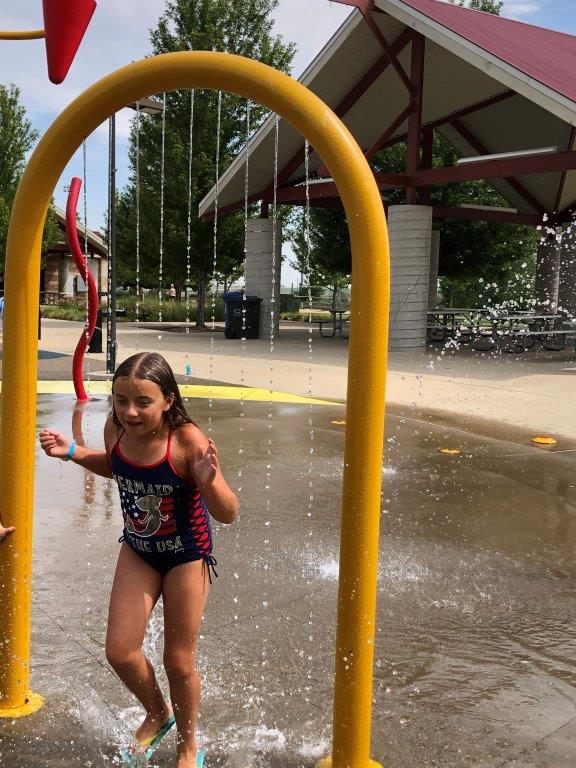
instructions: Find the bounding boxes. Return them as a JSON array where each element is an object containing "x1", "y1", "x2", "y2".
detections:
[
  {"x1": 245, "y1": 218, "x2": 282, "y2": 339},
  {"x1": 428, "y1": 229, "x2": 440, "y2": 310},
  {"x1": 388, "y1": 204, "x2": 432, "y2": 348},
  {"x1": 558, "y1": 224, "x2": 576, "y2": 319},
  {"x1": 534, "y1": 234, "x2": 561, "y2": 313}
]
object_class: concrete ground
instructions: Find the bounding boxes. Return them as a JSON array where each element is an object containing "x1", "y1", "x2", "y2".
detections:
[
  {"x1": 26, "y1": 317, "x2": 576, "y2": 442},
  {"x1": 1, "y1": 319, "x2": 575, "y2": 767}
]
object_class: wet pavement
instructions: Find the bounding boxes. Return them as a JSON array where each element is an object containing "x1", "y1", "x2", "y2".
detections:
[{"x1": 1, "y1": 393, "x2": 575, "y2": 767}]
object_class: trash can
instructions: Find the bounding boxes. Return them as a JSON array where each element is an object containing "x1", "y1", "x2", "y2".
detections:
[
  {"x1": 88, "y1": 309, "x2": 103, "y2": 353},
  {"x1": 223, "y1": 293, "x2": 262, "y2": 339},
  {"x1": 280, "y1": 293, "x2": 301, "y2": 313}
]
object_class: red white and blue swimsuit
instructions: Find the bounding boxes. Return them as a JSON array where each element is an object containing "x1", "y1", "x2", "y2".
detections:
[{"x1": 111, "y1": 428, "x2": 218, "y2": 581}]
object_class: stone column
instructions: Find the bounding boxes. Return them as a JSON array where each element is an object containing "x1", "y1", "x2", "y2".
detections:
[
  {"x1": 534, "y1": 234, "x2": 561, "y2": 313},
  {"x1": 558, "y1": 224, "x2": 576, "y2": 319},
  {"x1": 428, "y1": 229, "x2": 440, "y2": 310},
  {"x1": 245, "y1": 218, "x2": 282, "y2": 339},
  {"x1": 388, "y1": 205, "x2": 433, "y2": 348}
]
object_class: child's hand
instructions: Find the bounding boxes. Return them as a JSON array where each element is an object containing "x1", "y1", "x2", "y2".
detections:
[
  {"x1": 39, "y1": 429, "x2": 72, "y2": 460},
  {"x1": 0, "y1": 522, "x2": 15, "y2": 542},
  {"x1": 194, "y1": 439, "x2": 218, "y2": 489}
]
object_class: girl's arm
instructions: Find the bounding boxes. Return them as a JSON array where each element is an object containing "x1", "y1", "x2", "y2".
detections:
[
  {"x1": 183, "y1": 427, "x2": 238, "y2": 524},
  {"x1": 39, "y1": 427, "x2": 114, "y2": 479}
]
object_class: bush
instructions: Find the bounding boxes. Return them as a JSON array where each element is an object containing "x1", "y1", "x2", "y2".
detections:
[
  {"x1": 115, "y1": 295, "x2": 225, "y2": 323},
  {"x1": 41, "y1": 294, "x2": 226, "y2": 323},
  {"x1": 280, "y1": 310, "x2": 334, "y2": 321},
  {"x1": 40, "y1": 305, "x2": 86, "y2": 321}
]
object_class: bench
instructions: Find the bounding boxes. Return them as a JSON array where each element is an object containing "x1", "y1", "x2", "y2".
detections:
[
  {"x1": 479, "y1": 328, "x2": 576, "y2": 353},
  {"x1": 311, "y1": 318, "x2": 350, "y2": 339},
  {"x1": 427, "y1": 323, "x2": 476, "y2": 343}
]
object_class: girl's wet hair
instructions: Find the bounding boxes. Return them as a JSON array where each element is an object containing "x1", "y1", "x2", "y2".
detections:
[{"x1": 112, "y1": 352, "x2": 194, "y2": 429}]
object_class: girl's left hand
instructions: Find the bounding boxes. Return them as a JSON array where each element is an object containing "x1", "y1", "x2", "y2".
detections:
[{"x1": 194, "y1": 439, "x2": 218, "y2": 489}]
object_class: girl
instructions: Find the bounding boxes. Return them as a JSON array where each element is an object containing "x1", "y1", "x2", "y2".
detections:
[{"x1": 39, "y1": 352, "x2": 238, "y2": 768}]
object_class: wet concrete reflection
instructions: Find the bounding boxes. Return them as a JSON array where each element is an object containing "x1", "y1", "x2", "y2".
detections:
[{"x1": 1, "y1": 394, "x2": 575, "y2": 767}]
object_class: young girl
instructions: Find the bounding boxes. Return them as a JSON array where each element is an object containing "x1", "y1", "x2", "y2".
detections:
[{"x1": 39, "y1": 352, "x2": 238, "y2": 768}]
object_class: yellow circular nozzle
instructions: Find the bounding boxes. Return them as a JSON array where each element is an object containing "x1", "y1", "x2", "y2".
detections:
[{"x1": 531, "y1": 436, "x2": 557, "y2": 445}]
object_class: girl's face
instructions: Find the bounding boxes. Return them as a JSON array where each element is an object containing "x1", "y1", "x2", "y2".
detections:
[{"x1": 112, "y1": 376, "x2": 174, "y2": 436}]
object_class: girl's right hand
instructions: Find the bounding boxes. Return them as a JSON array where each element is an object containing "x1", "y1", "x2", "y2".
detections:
[
  {"x1": 0, "y1": 522, "x2": 15, "y2": 541},
  {"x1": 39, "y1": 429, "x2": 71, "y2": 459}
]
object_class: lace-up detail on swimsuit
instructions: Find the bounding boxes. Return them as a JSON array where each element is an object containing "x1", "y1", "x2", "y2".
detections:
[{"x1": 111, "y1": 428, "x2": 217, "y2": 580}]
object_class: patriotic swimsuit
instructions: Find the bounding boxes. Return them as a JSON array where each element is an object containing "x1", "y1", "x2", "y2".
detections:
[{"x1": 111, "y1": 428, "x2": 218, "y2": 581}]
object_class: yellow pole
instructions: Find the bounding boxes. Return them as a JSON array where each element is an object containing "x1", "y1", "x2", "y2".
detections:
[
  {"x1": 0, "y1": 52, "x2": 390, "y2": 768},
  {"x1": 0, "y1": 29, "x2": 45, "y2": 40}
]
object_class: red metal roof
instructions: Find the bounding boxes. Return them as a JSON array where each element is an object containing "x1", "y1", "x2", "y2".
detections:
[{"x1": 396, "y1": 0, "x2": 576, "y2": 103}]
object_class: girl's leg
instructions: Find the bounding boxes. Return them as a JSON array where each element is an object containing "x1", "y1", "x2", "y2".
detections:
[
  {"x1": 106, "y1": 543, "x2": 171, "y2": 743},
  {"x1": 162, "y1": 559, "x2": 210, "y2": 767}
]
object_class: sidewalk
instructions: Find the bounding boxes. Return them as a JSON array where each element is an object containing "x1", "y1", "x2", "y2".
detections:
[{"x1": 22, "y1": 318, "x2": 576, "y2": 441}]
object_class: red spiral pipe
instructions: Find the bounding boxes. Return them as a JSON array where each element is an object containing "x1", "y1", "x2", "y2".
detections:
[{"x1": 66, "y1": 177, "x2": 98, "y2": 401}]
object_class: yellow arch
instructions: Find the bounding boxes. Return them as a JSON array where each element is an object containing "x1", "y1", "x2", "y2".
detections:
[
  {"x1": 0, "y1": 52, "x2": 389, "y2": 768},
  {"x1": 0, "y1": 29, "x2": 45, "y2": 40}
]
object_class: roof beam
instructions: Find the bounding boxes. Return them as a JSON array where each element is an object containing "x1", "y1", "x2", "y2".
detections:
[
  {"x1": 389, "y1": 149, "x2": 576, "y2": 187},
  {"x1": 363, "y1": 15, "x2": 415, "y2": 95},
  {"x1": 365, "y1": 102, "x2": 414, "y2": 159},
  {"x1": 331, "y1": 0, "x2": 414, "y2": 94},
  {"x1": 433, "y1": 206, "x2": 542, "y2": 226},
  {"x1": 406, "y1": 33, "x2": 425, "y2": 203},
  {"x1": 376, "y1": 90, "x2": 517, "y2": 152},
  {"x1": 330, "y1": 0, "x2": 375, "y2": 11},
  {"x1": 263, "y1": 26, "x2": 414, "y2": 198},
  {"x1": 554, "y1": 126, "x2": 576, "y2": 213},
  {"x1": 274, "y1": 174, "x2": 405, "y2": 204},
  {"x1": 450, "y1": 118, "x2": 546, "y2": 214},
  {"x1": 336, "y1": 27, "x2": 413, "y2": 117}
]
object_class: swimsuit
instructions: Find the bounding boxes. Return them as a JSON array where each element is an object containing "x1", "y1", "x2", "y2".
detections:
[{"x1": 111, "y1": 427, "x2": 218, "y2": 581}]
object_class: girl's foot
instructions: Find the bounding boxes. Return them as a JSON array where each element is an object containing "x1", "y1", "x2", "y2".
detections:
[
  {"x1": 176, "y1": 743, "x2": 204, "y2": 768},
  {"x1": 135, "y1": 705, "x2": 173, "y2": 746}
]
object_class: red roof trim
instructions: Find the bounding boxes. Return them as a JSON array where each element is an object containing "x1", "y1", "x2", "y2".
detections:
[{"x1": 390, "y1": 0, "x2": 576, "y2": 104}]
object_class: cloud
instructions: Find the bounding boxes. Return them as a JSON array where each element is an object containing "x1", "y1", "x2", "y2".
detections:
[
  {"x1": 271, "y1": 0, "x2": 352, "y2": 76},
  {"x1": 503, "y1": 1, "x2": 543, "y2": 16}
]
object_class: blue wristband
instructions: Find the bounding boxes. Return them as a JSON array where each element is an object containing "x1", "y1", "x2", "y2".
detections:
[{"x1": 63, "y1": 440, "x2": 76, "y2": 462}]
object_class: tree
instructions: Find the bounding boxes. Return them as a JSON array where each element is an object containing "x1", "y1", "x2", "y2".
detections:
[
  {"x1": 115, "y1": 0, "x2": 296, "y2": 327},
  {"x1": 287, "y1": 207, "x2": 351, "y2": 308},
  {"x1": 448, "y1": 0, "x2": 503, "y2": 12},
  {"x1": 0, "y1": 84, "x2": 59, "y2": 275}
]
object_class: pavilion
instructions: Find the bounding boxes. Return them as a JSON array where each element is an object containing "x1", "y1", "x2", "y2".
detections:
[{"x1": 199, "y1": 0, "x2": 576, "y2": 347}]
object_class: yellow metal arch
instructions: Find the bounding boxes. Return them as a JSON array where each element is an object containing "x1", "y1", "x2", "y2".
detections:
[
  {"x1": 0, "y1": 52, "x2": 389, "y2": 768},
  {"x1": 0, "y1": 29, "x2": 45, "y2": 40}
]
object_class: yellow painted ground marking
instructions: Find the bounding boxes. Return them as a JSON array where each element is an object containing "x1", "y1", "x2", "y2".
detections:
[
  {"x1": 531, "y1": 435, "x2": 557, "y2": 445},
  {"x1": 440, "y1": 448, "x2": 461, "y2": 455},
  {"x1": 10, "y1": 380, "x2": 340, "y2": 407}
]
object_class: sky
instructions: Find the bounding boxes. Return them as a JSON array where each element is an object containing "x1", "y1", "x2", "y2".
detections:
[{"x1": 2, "y1": 0, "x2": 575, "y2": 287}]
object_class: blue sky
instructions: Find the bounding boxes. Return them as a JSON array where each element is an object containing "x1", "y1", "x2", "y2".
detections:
[{"x1": 2, "y1": 0, "x2": 574, "y2": 286}]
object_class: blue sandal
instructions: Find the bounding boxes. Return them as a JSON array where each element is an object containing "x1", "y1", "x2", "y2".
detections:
[{"x1": 121, "y1": 714, "x2": 177, "y2": 766}]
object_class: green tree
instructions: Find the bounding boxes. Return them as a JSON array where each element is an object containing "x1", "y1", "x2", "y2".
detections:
[
  {"x1": 115, "y1": 0, "x2": 295, "y2": 327},
  {"x1": 0, "y1": 84, "x2": 59, "y2": 276},
  {"x1": 448, "y1": 0, "x2": 503, "y2": 12},
  {"x1": 287, "y1": 207, "x2": 351, "y2": 307}
]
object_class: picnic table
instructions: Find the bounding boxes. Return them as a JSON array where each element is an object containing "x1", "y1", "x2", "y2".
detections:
[
  {"x1": 315, "y1": 309, "x2": 350, "y2": 338},
  {"x1": 428, "y1": 309, "x2": 576, "y2": 353},
  {"x1": 480, "y1": 313, "x2": 575, "y2": 352},
  {"x1": 427, "y1": 308, "x2": 489, "y2": 341}
]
